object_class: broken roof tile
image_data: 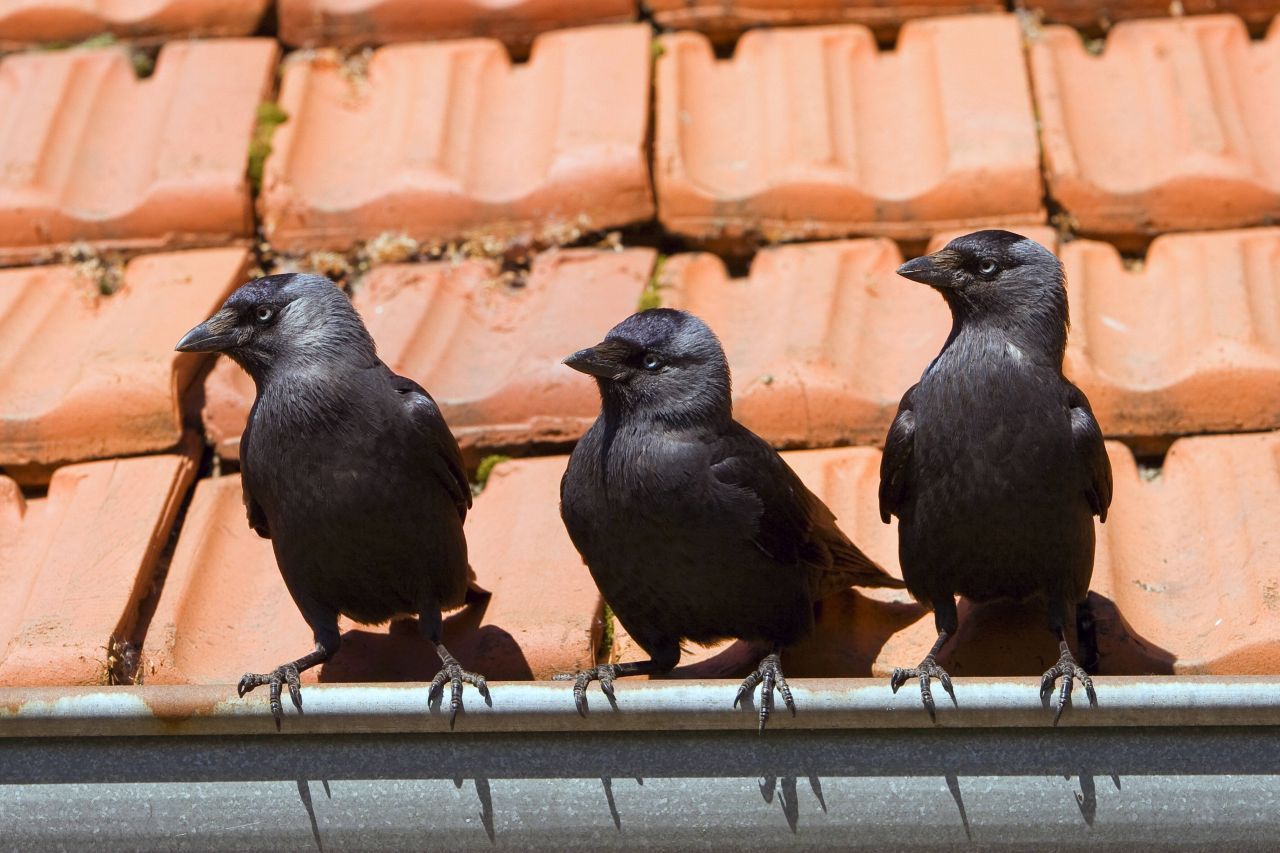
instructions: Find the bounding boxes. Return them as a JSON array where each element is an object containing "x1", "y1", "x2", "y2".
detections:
[
  {"x1": 260, "y1": 24, "x2": 654, "y2": 254},
  {"x1": 0, "y1": 0, "x2": 269, "y2": 44},
  {"x1": 1031, "y1": 15, "x2": 1280, "y2": 237},
  {"x1": 647, "y1": 0, "x2": 1001, "y2": 41},
  {"x1": 654, "y1": 15, "x2": 1044, "y2": 243},
  {"x1": 0, "y1": 454, "x2": 194, "y2": 686},
  {"x1": 201, "y1": 248, "x2": 655, "y2": 460},
  {"x1": 146, "y1": 456, "x2": 601, "y2": 686},
  {"x1": 0, "y1": 248, "x2": 252, "y2": 469},
  {"x1": 0, "y1": 39, "x2": 277, "y2": 264},
  {"x1": 278, "y1": 0, "x2": 634, "y2": 48},
  {"x1": 1063, "y1": 228, "x2": 1280, "y2": 439}
]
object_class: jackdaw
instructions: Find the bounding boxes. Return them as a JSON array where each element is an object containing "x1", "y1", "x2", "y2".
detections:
[
  {"x1": 175, "y1": 273, "x2": 489, "y2": 728},
  {"x1": 558, "y1": 308, "x2": 905, "y2": 731},
  {"x1": 880, "y1": 230, "x2": 1112, "y2": 724}
]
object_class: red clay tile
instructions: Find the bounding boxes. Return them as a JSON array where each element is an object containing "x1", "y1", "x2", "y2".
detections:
[
  {"x1": 1023, "y1": 0, "x2": 1277, "y2": 32},
  {"x1": 0, "y1": 454, "x2": 194, "y2": 686},
  {"x1": 647, "y1": 0, "x2": 1001, "y2": 40},
  {"x1": 654, "y1": 15, "x2": 1044, "y2": 243},
  {"x1": 0, "y1": 248, "x2": 252, "y2": 468},
  {"x1": 1062, "y1": 228, "x2": 1280, "y2": 439},
  {"x1": 278, "y1": 0, "x2": 634, "y2": 48},
  {"x1": 1031, "y1": 15, "x2": 1280, "y2": 237},
  {"x1": 146, "y1": 456, "x2": 602, "y2": 685},
  {"x1": 619, "y1": 437, "x2": 1280, "y2": 681},
  {"x1": 662, "y1": 239, "x2": 947, "y2": 448},
  {"x1": 0, "y1": 39, "x2": 277, "y2": 263},
  {"x1": 0, "y1": 1, "x2": 267, "y2": 44},
  {"x1": 201, "y1": 248, "x2": 655, "y2": 461},
  {"x1": 260, "y1": 24, "x2": 654, "y2": 254}
]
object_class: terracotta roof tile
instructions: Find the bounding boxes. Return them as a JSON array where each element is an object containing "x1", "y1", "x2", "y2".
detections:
[
  {"x1": 146, "y1": 457, "x2": 600, "y2": 685},
  {"x1": 0, "y1": 0, "x2": 269, "y2": 44},
  {"x1": 654, "y1": 15, "x2": 1044, "y2": 243},
  {"x1": 662, "y1": 239, "x2": 945, "y2": 448},
  {"x1": 0, "y1": 248, "x2": 252, "y2": 468},
  {"x1": 1031, "y1": 15, "x2": 1280, "y2": 237},
  {"x1": 278, "y1": 0, "x2": 635, "y2": 48},
  {"x1": 201, "y1": 248, "x2": 656, "y2": 460},
  {"x1": 879, "y1": 434, "x2": 1280, "y2": 677},
  {"x1": 616, "y1": 437, "x2": 1280, "y2": 681},
  {"x1": 647, "y1": 0, "x2": 1002, "y2": 40},
  {"x1": 0, "y1": 453, "x2": 194, "y2": 685},
  {"x1": 1062, "y1": 228, "x2": 1280, "y2": 439},
  {"x1": 1024, "y1": 0, "x2": 1276, "y2": 32},
  {"x1": 260, "y1": 24, "x2": 654, "y2": 254},
  {"x1": 0, "y1": 39, "x2": 277, "y2": 263}
]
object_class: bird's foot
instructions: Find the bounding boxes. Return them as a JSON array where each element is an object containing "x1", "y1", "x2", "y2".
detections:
[
  {"x1": 552, "y1": 664, "x2": 619, "y2": 716},
  {"x1": 1040, "y1": 647, "x2": 1097, "y2": 726},
  {"x1": 734, "y1": 653, "x2": 796, "y2": 734},
  {"x1": 238, "y1": 664, "x2": 303, "y2": 730},
  {"x1": 429, "y1": 658, "x2": 491, "y2": 730},
  {"x1": 890, "y1": 655, "x2": 955, "y2": 724}
]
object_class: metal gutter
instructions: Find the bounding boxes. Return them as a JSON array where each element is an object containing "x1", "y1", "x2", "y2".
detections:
[{"x1": 1, "y1": 677, "x2": 1278, "y2": 850}]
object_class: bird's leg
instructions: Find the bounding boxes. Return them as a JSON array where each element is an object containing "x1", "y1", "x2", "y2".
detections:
[
  {"x1": 734, "y1": 648, "x2": 795, "y2": 733},
  {"x1": 554, "y1": 645, "x2": 679, "y2": 716},
  {"x1": 890, "y1": 626, "x2": 956, "y2": 723},
  {"x1": 428, "y1": 642, "x2": 491, "y2": 729},
  {"x1": 1040, "y1": 630, "x2": 1098, "y2": 726},
  {"x1": 238, "y1": 637, "x2": 338, "y2": 730}
]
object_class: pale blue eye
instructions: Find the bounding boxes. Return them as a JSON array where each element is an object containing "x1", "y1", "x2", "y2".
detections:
[{"x1": 642, "y1": 353, "x2": 661, "y2": 370}]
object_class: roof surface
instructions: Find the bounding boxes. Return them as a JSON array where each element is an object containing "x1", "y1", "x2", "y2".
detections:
[{"x1": 0, "y1": 0, "x2": 1276, "y2": 702}]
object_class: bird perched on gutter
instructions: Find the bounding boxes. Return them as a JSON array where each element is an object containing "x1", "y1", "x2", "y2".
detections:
[
  {"x1": 175, "y1": 273, "x2": 489, "y2": 728},
  {"x1": 880, "y1": 230, "x2": 1112, "y2": 724},
  {"x1": 558, "y1": 308, "x2": 905, "y2": 731}
]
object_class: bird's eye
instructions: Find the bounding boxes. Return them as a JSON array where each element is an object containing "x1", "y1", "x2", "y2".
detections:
[
  {"x1": 254, "y1": 305, "x2": 275, "y2": 324},
  {"x1": 977, "y1": 258, "x2": 999, "y2": 277},
  {"x1": 641, "y1": 353, "x2": 662, "y2": 371}
]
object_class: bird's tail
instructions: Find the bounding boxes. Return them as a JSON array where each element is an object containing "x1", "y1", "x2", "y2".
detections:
[{"x1": 814, "y1": 539, "x2": 906, "y2": 600}]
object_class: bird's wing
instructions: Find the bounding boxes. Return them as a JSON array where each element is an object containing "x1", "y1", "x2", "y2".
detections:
[
  {"x1": 238, "y1": 410, "x2": 271, "y2": 539},
  {"x1": 1068, "y1": 383, "x2": 1112, "y2": 522},
  {"x1": 709, "y1": 422, "x2": 901, "y2": 592},
  {"x1": 388, "y1": 371, "x2": 473, "y2": 521},
  {"x1": 879, "y1": 383, "x2": 917, "y2": 524}
]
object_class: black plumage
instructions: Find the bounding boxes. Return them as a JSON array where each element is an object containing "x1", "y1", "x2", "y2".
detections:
[
  {"x1": 558, "y1": 309, "x2": 904, "y2": 730},
  {"x1": 175, "y1": 273, "x2": 489, "y2": 728},
  {"x1": 880, "y1": 230, "x2": 1112, "y2": 723}
]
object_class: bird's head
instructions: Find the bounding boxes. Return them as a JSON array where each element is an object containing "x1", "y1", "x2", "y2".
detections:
[
  {"x1": 897, "y1": 230, "x2": 1067, "y2": 322},
  {"x1": 174, "y1": 273, "x2": 375, "y2": 380},
  {"x1": 564, "y1": 308, "x2": 732, "y2": 426}
]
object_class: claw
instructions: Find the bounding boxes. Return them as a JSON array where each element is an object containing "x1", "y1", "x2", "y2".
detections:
[
  {"x1": 554, "y1": 665, "x2": 618, "y2": 716},
  {"x1": 237, "y1": 663, "x2": 304, "y2": 729},
  {"x1": 889, "y1": 656, "x2": 955, "y2": 724},
  {"x1": 430, "y1": 660, "x2": 490, "y2": 729},
  {"x1": 735, "y1": 653, "x2": 794, "y2": 733},
  {"x1": 1041, "y1": 648, "x2": 1097, "y2": 726}
]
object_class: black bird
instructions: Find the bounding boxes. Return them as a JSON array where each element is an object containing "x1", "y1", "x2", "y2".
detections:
[
  {"x1": 175, "y1": 273, "x2": 489, "y2": 728},
  {"x1": 558, "y1": 308, "x2": 904, "y2": 731},
  {"x1": 880, "y1": 230, "x2": 1112, "y2": 724}
]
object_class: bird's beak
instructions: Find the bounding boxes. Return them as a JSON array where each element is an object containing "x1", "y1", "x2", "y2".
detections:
[
  {"x1": 175, "y1": 309, "x2": 238, "y2": 353},
  {"x1": 563, "y1": 343, "x2": 625, "y2": 380},
  {"x1": 897, "y1": 250, "x2": 957, "y2": 288}
]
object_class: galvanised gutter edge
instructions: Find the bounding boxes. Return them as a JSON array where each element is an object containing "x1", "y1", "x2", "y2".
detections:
[{"x1": 1, "y1": 676, "x2": 1277, "y2": 737}]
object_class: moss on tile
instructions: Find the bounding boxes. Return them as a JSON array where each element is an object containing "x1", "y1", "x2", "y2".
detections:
[
  {"x1": 247, "y1": 102, "x2": 288, "y2": 197},
  {"x1": 473, "y1": 454, "x2": 511, "y2": 494},
  {"x1": 637, "y1": 254, "x2": 667, "y2": 312}
]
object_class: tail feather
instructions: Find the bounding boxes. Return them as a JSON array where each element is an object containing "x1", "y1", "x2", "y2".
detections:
[{"x1": 811, "y1": 538, "x2": 905, "y2": 600}]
